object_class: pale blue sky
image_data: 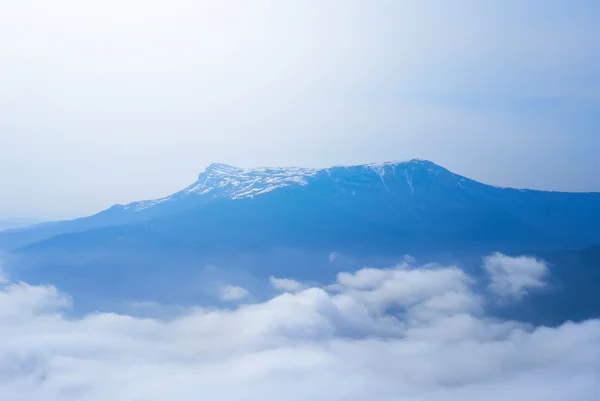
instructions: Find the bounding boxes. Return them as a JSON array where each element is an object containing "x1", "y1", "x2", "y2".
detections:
[{"x1": 0, "y1": 0, "x2": 598, "y2": 216}]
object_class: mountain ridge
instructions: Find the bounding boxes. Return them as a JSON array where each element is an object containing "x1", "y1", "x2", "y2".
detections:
[
  {"x1": 116, "y1": 158, "x2": 439, "y2": 212},
  {"x1": 2, "y1": 159, "x2": 600, "y2": 253},
  {"x1": 117, "y1": 158, "x2": 598, "y2": 215}
]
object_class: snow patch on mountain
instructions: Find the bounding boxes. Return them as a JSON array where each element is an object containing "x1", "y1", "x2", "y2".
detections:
[
  {"x1": 404, "y1": 170, "x2": 415, "y2": 194},
  {"x1": 185, "y1": 163, "x2": 318, "y2": 200}
]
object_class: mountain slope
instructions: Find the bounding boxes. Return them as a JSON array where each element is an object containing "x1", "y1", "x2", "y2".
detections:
[{"x1": 0, "y1": 162, "x2": 325, "y2": 250}]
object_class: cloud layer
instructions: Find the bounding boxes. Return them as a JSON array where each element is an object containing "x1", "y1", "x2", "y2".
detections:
[{"x1": 0, "y1": 254, "x2": 598, "y2": 400}]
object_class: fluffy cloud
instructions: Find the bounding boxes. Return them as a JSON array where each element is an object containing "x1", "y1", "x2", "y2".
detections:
[
  {"x1": 484, "y1": 252, "x2": 548, "y2": 300},
  {"x1": 270, "y1": 277, "x2": 305, "y2": 293},
  {"x1": 0, "y1": 253, "x2": 598, "y2": 400},
  {"x1": 218, "y1": 285, "x2": 249, "y2": 301},
  {"x1": 0, "y1": 282, "x2": 70, "y2": 318}
]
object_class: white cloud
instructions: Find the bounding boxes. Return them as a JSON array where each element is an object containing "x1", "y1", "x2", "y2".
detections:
[
  {"x1": 270, "y1": 277, "x2": 305, "y2": 293},
  {"x1": 0, "y1": 282, "x2": 70, "y2": 319},
  {"x1": 484, "y1": 252, "x2": 548, "y2": 300},
  {"x1": 219, "y1": 285, "x2": 249, "y2": 301},
  {"x1": 0, "y1": 254, "x2": 598, "y2": 400}
]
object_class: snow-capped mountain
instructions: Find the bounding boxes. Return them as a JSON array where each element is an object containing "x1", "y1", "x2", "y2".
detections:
[
  {"x1": 2, "y1": 159, "x2": 600, "y2": 254},
  {"x1": 186, "y1": 163, "x2": 318, "y2": 200},
  {"x1": 119, "y1": 162, "x2": 320, "y2": 212},
  {"x1": 116, "y1": 158, "x2": 477, "y2": 214}
]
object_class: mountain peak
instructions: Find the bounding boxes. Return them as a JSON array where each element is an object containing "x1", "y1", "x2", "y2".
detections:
[
  {"x1": 123, "y1": 159, "x2": 460, "y2": 213},
  {"x1": 189, "y1": 163, "x2": 318, "y2": 201},
  {"x1": 363, "y1": 158, "x2": 438, "y2": 169},
  {"x1": 204, "y1": 163, "x2": 243, "y2": 176},
  {"x1": 203, "y1": 159, "x2": 439, "y2": 177}
]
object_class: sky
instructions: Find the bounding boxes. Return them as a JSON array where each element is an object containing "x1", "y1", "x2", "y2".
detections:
[
  {"x1": 2, "y1": 252, "x2": 599, "y2": 400},
  {"x1": 1, "y1": 0, "x2": 599, "y2": 216}
]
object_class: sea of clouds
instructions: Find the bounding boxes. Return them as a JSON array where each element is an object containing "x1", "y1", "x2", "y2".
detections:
[{"x1": 0, "y1": 253, "x2": 598, "y2": 400}]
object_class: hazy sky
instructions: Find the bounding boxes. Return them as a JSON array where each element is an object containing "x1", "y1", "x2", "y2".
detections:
[{"x1": 1, "y1": 0, "x2": 598, "y2": 216}]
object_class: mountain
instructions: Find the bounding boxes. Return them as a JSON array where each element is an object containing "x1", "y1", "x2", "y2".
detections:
[
  {"x1": 4, "y1": 159, "x2": 600, "y2": 252},
  {"x1": 3, "y1": 159, "x2": 600, "y2": 314},
  {"x1": 0, "y1": 162, "x2": 321, "y2": 250}
]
